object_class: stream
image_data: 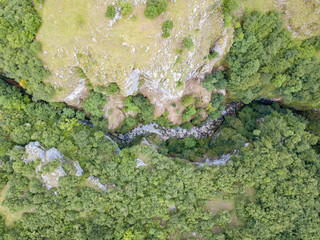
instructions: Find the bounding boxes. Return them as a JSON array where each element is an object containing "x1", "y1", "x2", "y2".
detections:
[
  {"x1": 0, "y1": 77, "x2": 243, "y2": 146},
  {"x1": 111, "y1": 102, "x2": 243, "y2": 144}
]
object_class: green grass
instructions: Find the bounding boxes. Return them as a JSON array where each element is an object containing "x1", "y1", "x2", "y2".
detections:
[{"x1": 36, "y1": 0, "x2": 224, "y2": 101}]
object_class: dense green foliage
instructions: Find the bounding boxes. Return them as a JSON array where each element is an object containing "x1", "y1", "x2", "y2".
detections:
[
  {"x1": 183, "y1": 37, "x2": 194, "y2": 50},
  {"x1": 105, "y1": 82, "x2": 120, "y2": 95},
  {"x1": 222, "y1": 0, "x2": 238, "y2": 27},
  {"x1": 0, "y1": 81, "x2": 117, "y2": 165},
  {"x1": 82, "y1": 91, "x2": 108, "y2": 118},
  {"x1": 145, "y1": 0, "x2": 168, "y2": 19},
  {"x1": 0, "y1": 81, "x2": 320, "y2": 239},
  {"x1": 123, "y1": 94, "x2": 155, "y2": 123},
  {"x1": 181, "y1": 95, "x2": 194, "y2": 106},
  {"x1": 226, "y1": 11, "x2": 320, "y2": 108},
  {"x1": 0, "y1": 0, "x2": 54, "y2": 101},
  {"x1": 119, "y1": 1, "x2": 133, "y2": 16},
  {"x1": 202, "y1": 71, "x2": 228, "y2": 91},
  {"x1": 106, "y1": 5, "x2": 116, "y2": 18},
  {"x1": 1, "y1": 2, "x2": 320, "y2": 238},
  {"x1": 162, "y1": 20, "x2": 173, "y2": 38}
]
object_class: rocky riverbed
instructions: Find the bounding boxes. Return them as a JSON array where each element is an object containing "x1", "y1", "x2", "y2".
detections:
[{"x1": 112, "y1": 102, "x2": 243, "y2": 144}]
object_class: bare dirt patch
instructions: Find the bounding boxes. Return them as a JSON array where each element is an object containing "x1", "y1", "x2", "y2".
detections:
[{"x1": 103, "y1": 94, "x2": 126, "y2": 130}]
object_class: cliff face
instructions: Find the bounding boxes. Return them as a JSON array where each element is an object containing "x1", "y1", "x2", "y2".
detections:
[{"x1": 37, "y1": 0, "x2": 226, "y2": 106}]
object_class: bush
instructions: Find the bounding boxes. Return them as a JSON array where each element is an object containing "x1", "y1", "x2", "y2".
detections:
[
  {"x1": 106, "y1": 5, "x2": 116, "y2": 18},
  {"x1": 41, "y1": 159, "x2": 61, "y2": 174},
  {"x1": 222, "y1": 0, "x2": 238, "y2": 15},
  {"x1": 162, "y1": 20, "x2": 173, "y2": 31},
  {"x1": 132, "y1": 94, "x2": 155, "y2": 123},
  {"x1": 145, "y1": 0, "x2": 168, "y2": 19},
  {"x1": 183, "y1": 37, "x2": 194, "y2": 50},
  {"x1": 202, "y1": 73, "x2": 216, "y2": 91},
  {"x1": 162, "y1": 20, "x2": 173, "y2": 38},
  {"x1": 30, "y1": 41, "x2": 42, "y2": 53},
  {"x1": 182, "y1": 95, "x2": 194, "y2": 106},
  {"x1": 106, "y1": 82, "x2": 120, "y2": 95},
  {"x1": 83, "y1": 91, "x2": 107, "y2": 117},
  {"x1": 222, "y1": 0, "x2": 237, "y2": 27},
  {"x1": 162, "y1": 31, "x2": 170, "y2": 38},
  {"x1": 209, "y1": 50, "x2": 219, "y2": 59},
  {"x1": 202, "y1": 71, "x2": 227, "y2": 91},
  {"x1": 119, "y1": 1, "x2": 133, "y2": 16},
  {"x1": 182, "y1": 106, "x2": 196, "y2": 122},
  {"x1": 75, "y1": 67, "x2": 87, "y2": 79},
  {"x1": 124, "y1": 95, "x2": 155, "y2": 123}
]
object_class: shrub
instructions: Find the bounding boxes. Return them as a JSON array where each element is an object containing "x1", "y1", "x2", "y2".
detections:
[
  {"x1": 125, "y1": 117, "x2": 137, "y2": 127},
  {"x1": 222, "y1": 0, "x2": 238, "y2": 15},
  {"x1": 162, "y1": 20, "x2": 173, "y2": 31},
  {"x1": 162, "y1": 30, "x2": 170, "y2": 38},
  {"x1": 41, "y1": 159, "x2": 61, "y2": 174},
  {"x1": 145, "y1": 0, "x2": 168, "y2": 19},
  {"x1": 106, "y1": 5, "x2": 116, "y2": 18},
  {"x1": 106, "y1": 82, "x2": 120, "y2": 95},
  {"x1": 182, "y1": 106, "x2": 196, "y2": 122},
  {"x1": 222, "y1": 0, "x2": 237, "y2": 27},
  {"x1": 202, "y1": 73, "x2": 216, "y2": 91},
  {"x1": 183, "y1": 37, "x2": 194, "y2": 50},
  {"x1": 124, "y1": 95, "x2": 155, "y2": 123},
  {"x1": 119, "y1": 1, "x2": 133, "y2": 16},
  {"x1": 30, "y1": 41, "x2": 41, "y2": 53},
  {"x1": 182, "y1": 95, "x2": 194, "y2": 106},
  {"x1": 211, "y1": 93, "x2": 225, "y2": 109},
  {"x1": 132, "y1": 94, "x2": 155, "y2": 123},
  {"x1": 96, "y1": 86, "x2": 105, "y2": 93},
  {"x1": 76, "y1": 67, "x2": 87, "y2": 79},
  {"x1": 202, "y1": 71, "x2": 227, "y2": 91},
  {"x1": 162, "y1": 20, "x2": 173, "y2": 38},
  {"x1": 83, "y1": 91, "x2": 107, "y2": 117},
  {"x1": 176, "y1": 55, "x2": 182, "y2": 63},
  {"x1": 209, "y1": 50, "x2": 219, "y2": 59}
]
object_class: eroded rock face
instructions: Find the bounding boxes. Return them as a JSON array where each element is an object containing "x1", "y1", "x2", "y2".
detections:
[{"x1": 37, "y1": 0, "x2": 225, "y2": 105}]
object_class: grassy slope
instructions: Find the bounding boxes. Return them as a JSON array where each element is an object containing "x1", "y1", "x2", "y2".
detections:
[{"x1": 36, "y1": 0, "x2": 224, "y2": 102}]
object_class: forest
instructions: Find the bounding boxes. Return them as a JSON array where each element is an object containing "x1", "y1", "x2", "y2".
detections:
[
  {"x1": 0, "y1": 79, "x2": 320, "y2": 239},
  {"x1": 0, "y1": 0, "x2": 320, "y2": 239}
]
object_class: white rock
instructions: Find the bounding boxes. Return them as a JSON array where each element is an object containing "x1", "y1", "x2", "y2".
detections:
[
  {"x1": 73, "y1": 161, "x2": 83, "y2": 177},
  {"x1": 87, "y1": 176, "x2": 107, "y2": 192},
  {"x1": 136, "y1": 158, "x2": 147, "y2": 168},
  {"x1": 45, "y1": 147, "x2": 64, "y2": 163},
  {"x1": 25, "y1": 142, "x2": 46, "y2": 163}
]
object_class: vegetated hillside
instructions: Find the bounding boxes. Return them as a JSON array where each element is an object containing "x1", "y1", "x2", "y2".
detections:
[
  {"x1": 36, "y1": 0, "x2": 225, "y2": 106},
  {"x1": 239, "y1": 0, "x2": 320, "y2": 39},
  {"x1": 1, "y1": 0, "x2": 319, "y2": 132},
  {"x1": 0, "y1": 81, "x2": 320, "y2": 239},
  {"x1": 1, "y1": 0, "x2": 320, "y2": 238},
  {"x1": 223, "y1": 11, "x2": 320, "y2": 108}
]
